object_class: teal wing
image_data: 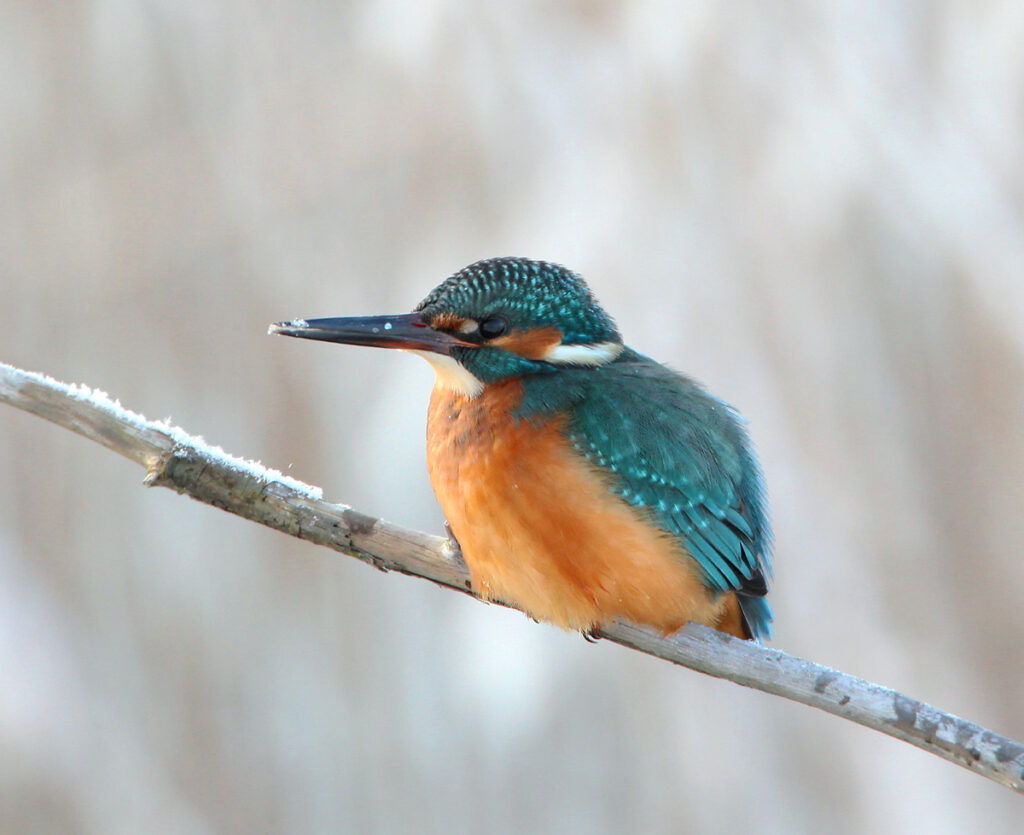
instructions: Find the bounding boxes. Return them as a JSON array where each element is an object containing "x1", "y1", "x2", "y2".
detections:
[{"x1": 520, "y1": 349, "x2": 773, "y2": 639}]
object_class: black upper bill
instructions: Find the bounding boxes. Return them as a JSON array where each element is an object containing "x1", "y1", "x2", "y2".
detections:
[{"x1": 268, "y1": 313, "x2": 470, "y2": 355}]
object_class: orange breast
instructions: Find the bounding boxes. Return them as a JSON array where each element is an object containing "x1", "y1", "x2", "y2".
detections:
[{"x1": 426, "y1": 379, "x2": 739, "y2": 635}]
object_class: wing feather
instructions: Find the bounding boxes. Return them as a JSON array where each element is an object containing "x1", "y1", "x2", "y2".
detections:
[{"x1": 518, "y1": 349, "x2": 773, "y2": 639}]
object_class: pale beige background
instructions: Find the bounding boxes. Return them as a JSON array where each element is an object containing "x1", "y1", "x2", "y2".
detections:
[{"x1": 2, "y1": 3, "x2": 1023, "y2": 833}]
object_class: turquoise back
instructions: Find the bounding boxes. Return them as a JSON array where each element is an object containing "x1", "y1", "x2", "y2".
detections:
[{"x1": 518, "y1": 349, "x2": 773, "y2": 639}]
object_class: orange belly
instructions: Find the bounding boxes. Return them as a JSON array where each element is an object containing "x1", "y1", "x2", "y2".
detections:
[{"x1": 426, "y1": 379, "x2": 739, "y2": 635}]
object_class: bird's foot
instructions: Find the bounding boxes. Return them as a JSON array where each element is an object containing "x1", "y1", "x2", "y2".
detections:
[{"x1": 442, "y1": 520, "x2": 467, "y2": 569}]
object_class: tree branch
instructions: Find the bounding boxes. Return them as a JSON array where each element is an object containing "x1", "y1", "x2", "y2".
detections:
[{"x1": 2, "y1": 361, "x2": 1022, "y2": 794}]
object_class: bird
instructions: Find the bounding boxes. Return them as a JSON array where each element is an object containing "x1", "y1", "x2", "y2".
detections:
[{"x1": 270, "y1": 257, "x2": 772, "y2": 640}]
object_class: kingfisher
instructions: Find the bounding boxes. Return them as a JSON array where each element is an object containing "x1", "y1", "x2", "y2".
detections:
[{"x1": 270, "y1": 257, "x2": 772, "y2": 640}]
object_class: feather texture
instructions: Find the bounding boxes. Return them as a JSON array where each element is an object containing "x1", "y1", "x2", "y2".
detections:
[{"x1": 519, "y1": 348, "x2": 773, "y2": 639}]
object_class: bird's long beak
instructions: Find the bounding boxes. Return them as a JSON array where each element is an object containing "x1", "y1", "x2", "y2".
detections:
[{"x1": 268, "y1": 313, "x2": 472, "y2": 356}]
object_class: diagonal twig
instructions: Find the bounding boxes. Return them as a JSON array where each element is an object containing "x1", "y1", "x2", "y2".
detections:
[{"x1": 1, "y1": 360, "x2": 1022, "y2": 794}]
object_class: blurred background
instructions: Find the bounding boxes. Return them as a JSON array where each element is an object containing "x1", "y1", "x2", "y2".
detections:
[{"x1": 2, "y1": 2, "x2": 1023, "y2": 832}]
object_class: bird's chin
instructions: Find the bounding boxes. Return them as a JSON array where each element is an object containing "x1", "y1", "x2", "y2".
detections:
[{"x1": 403, "y1": 350, "x2": 485, "y2": 398}]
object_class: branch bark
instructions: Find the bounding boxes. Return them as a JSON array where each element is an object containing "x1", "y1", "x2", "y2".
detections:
[{"x1": 2, "y1": 360, "x2": 1022, "y2": 794}]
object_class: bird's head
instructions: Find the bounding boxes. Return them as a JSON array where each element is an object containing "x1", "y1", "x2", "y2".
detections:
[{"x1": 270, "y1": 257, "x2": 623, "y2": 397}]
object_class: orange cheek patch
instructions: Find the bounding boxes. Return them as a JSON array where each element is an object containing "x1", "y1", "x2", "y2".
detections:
[
  {"x1": 493, "y1": 326, "x2": 563, "y2": 360},
  {"x1": 429, "y1": 312, "x2": 468, "y2": 331}
]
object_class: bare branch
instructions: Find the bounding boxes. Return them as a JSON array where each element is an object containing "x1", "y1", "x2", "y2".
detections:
[{"x1": 2, "y1": 360, "x2": 1022, "y2": 794}]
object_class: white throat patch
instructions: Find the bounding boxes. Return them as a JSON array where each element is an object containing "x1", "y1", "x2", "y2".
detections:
[{"x1": 405, "y1": 350, "x2": 485, "y2": 398}]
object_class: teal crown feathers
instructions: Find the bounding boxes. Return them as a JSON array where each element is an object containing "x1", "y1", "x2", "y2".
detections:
[{"x1": 416, "y1": 257, "x2": 621, "y2": 347}]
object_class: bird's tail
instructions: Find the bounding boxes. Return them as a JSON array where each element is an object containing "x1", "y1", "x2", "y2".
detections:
[{"x1": 738, "y1": 595, "x2": 774, "y2": 643}]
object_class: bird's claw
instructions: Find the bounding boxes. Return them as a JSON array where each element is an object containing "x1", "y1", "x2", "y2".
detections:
[{"x1": 443, "y1": 520, "x2": 467, "y2": 569}]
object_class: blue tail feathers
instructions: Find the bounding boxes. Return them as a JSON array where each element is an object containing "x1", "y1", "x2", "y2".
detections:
[{"x1": 738, "y1": 595, "x2": 774, "y2": 642}]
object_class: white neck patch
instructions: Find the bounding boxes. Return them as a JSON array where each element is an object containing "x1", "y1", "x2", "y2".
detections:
[
  {"x1": 542, "y1": 341, "x2": 624, "y2": 367},
  {"x1": 405, "y1": 350, "x2": 485, "y2": 398},
  {"x1": 405, "y1": 340, "x2": 622, "y2": 397}
]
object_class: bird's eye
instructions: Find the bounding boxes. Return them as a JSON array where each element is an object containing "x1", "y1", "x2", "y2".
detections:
[{"x1": 478, "y1": 317, "x2": 508, "y2": 339}]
